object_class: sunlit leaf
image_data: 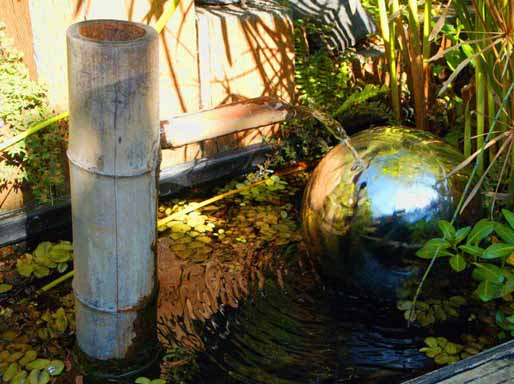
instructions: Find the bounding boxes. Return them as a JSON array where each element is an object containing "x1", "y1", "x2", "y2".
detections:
[
  {"x1": 482, "y1": 243, "x2": 514, "y2": 259},
  {"x1": 467, "y1": 219, "x2": 495, "y2": 245},
  {"x1": 459, "y1": 244, "x2": 484, "y2": 257},
  {"x1": 472, "y1": 263, "x2": 504, "y2": 283},
  {"x1": 438, "y1": 220, "x2": 456, "y2": 240}
]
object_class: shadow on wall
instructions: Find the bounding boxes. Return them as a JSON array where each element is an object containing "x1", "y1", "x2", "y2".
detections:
[{"x1": 289, "y1": 0, "x2": 376, "y2": 50}]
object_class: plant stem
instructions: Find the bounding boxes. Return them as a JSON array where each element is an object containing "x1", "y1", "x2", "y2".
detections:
[
  {"x1": 475, "y1": 47, "x2": 486, "y2": 175},
  {"x1": 407, "y1": 0, "x2": 426, "y2": 130},
  {"x1": 464, "y1": 100, "x2": 472, "y2": 157},
  {"x1": 422, "y1": 0, "x2": 432, "y2": 120},
  {"x1": 38, "y1": 270, "x2": 74, "y2": 294},
  {"x1": 378, "y1": 0, "x2": 401, "y2": 121},
  {"x1": 0, "y1": 112, "x2": 69, "y2": 154}
]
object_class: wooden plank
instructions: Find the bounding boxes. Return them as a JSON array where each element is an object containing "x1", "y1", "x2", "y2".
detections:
[
  {"x1": 0, "y1": 0, "x2": 37, "y2": 80},
  {"x1": 25, "y1": 0, "x2": 199, "y2": 113},
  {"x1": 405, "y1": 340, "x2": 514, "y2": 384},
  {"x1": 196, "y1": 0, "x2": 295, "y2": 109}
]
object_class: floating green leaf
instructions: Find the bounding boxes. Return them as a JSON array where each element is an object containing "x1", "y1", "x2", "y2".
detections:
[
  {"x1": 26, "y1": 359, "x2": 50, "y2": 371},
  {"x1": 38, "y1": 370, "x2": 50, "y2": 384},
  {"x1": 17, "y1": 258, "x2": 34, "y2": 277},
  {"x1": 11, "y1": 370, "x2": 27, "y2": 384},
  {"x1": 0, "y1": 284, "x2": 12, "y2": 293},
  {"x1": 46, "y1": 360, "x2": 64, "y2": 376},
  {"x1": 4, "y1": 362, "x2": 19, "y2": 381}
]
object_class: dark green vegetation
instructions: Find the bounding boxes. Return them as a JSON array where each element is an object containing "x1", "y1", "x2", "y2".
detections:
[{"x1": 0, "y1": 23, "x2": 67, "y2": 206}]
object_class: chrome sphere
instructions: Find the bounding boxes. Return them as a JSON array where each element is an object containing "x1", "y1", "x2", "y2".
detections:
[{"x1": 302, "y1": 126, "x2": 476, "y2": 298}]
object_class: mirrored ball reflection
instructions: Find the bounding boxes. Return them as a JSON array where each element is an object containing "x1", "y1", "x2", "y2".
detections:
[{"x1": 302, "y1": 126, "x2": 476, "y2": 299}]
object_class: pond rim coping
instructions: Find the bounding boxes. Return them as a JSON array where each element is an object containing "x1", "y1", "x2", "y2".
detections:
[
  {"x1": 404, "y1": 338, "x2": 514, "y2": 383},
  {"x1": 0, "y1": 143, "x2": 271, "y2": 248}
]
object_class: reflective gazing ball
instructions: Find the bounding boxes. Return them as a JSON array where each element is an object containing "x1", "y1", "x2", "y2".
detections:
[{"x1": 302, "y1": 126, "x2": 477, "y2": 298}]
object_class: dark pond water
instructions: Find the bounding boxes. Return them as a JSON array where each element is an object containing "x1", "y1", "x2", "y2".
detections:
[{"x1": 186, "y1": 266, "x2": 434, "y2": 383}]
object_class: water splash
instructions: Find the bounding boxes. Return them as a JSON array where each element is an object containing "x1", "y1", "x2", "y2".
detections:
[{"x1": 265, "y1": 99, "x2": 365, "y2": 170}]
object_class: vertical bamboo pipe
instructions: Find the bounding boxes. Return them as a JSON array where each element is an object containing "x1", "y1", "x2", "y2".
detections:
[{"x1": 67, "y1": 20, "x2": 160, "y2": 380}]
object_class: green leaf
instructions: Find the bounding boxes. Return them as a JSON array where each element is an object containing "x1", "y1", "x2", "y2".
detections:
[
  {"x1": 472, "y1": 263, "x2": 505, "y2": 283},
  {"x1": 503, "y1": 209, "x2": 514, "y2": 230},
  {"x1": 4, "y1": 362, "x2": 19, "y2": 381},
  {"x1": 449, "y1": 254, "x2": 467, "y2": 272},
  {"x1": 33, "y1": 242, "x2": 52, "y2": 259},
  {"x1": 425, "y1": 337, "x2": 439, "y2": 348},
  {"x1": 0, "y1": 283, "x2": 13, "y2": 293},
  {"x1": 33, "y1": 264, "x2": 50, "y2": 279},
  {"x1": 11, "y1": 370, "x2": 27, "y2": 384},
  {"x1": 455, "y1": 226, "x2": 471, "y2": 244},
  {"x1": 482, "y1": 243, "x2": 514, "y2": 259},
  {"x1": 416, "y1": 238, "x2": 452, "y2": 259},
  {"x1": 48, "y1": 247, "x2": 71, "y2": 263},
  {"x1": 17, "y1": 259, "x2": 34, "y2": 277},
  {"x1": 57, "y1": 263, "x2": 68, "y2": 273},
  {"x1": 476, "y1": 280, "x2": 501, "y2": 302},
  {"x1": 38, "y1": 370, "x2": 50, "y2": 384},
  {"x1": 46, "y1": 360, "x2": 64, "y2": 376},
  {"x1": 420, "y1": 346, "x2": 442, "y2": 358},
  {"x1": 467, "y1": 219, "x2": 495, "y2": 244},
  {"x1": 459, "y1": 244, "x2": 484, "y2": 257},
  {"x1": 28, "y1": 369, "x2": 39, "y2": 384},
  {"x1": 438, "y1": 220, "x2": 456, "y2": 240},
  {"x1": 19, "y1": 350, "x2": 37, "y2": 366},
  {"x1": 135, "y1": 378, "x2": 151, "y2": 384},
  {"x1": 495, "y1": 224, "x2": 514, "y2": 244},
  {"x1": 26, "y1": 359, "x2": 50, "y2": 371},
  {"x1": 501, "y1": 276, "x2": 514, "y2": 297},
  {"x1": 150, "y1": 380, "x2": 166, "y2": 384}
]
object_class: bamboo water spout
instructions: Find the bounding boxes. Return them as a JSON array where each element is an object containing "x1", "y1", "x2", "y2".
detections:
[{"x1": 67, "y1": 20, "x2": 160, "y2": 381}]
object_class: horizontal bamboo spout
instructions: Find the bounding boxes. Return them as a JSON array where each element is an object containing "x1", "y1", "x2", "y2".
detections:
[{"x1": 160, "y1": 97, "x2": 296, "y2": 148}]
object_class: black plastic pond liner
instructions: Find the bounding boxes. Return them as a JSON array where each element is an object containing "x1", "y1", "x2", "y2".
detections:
[{"x1": 0, "y1": 143, "x2": 272, "y2": 248}]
